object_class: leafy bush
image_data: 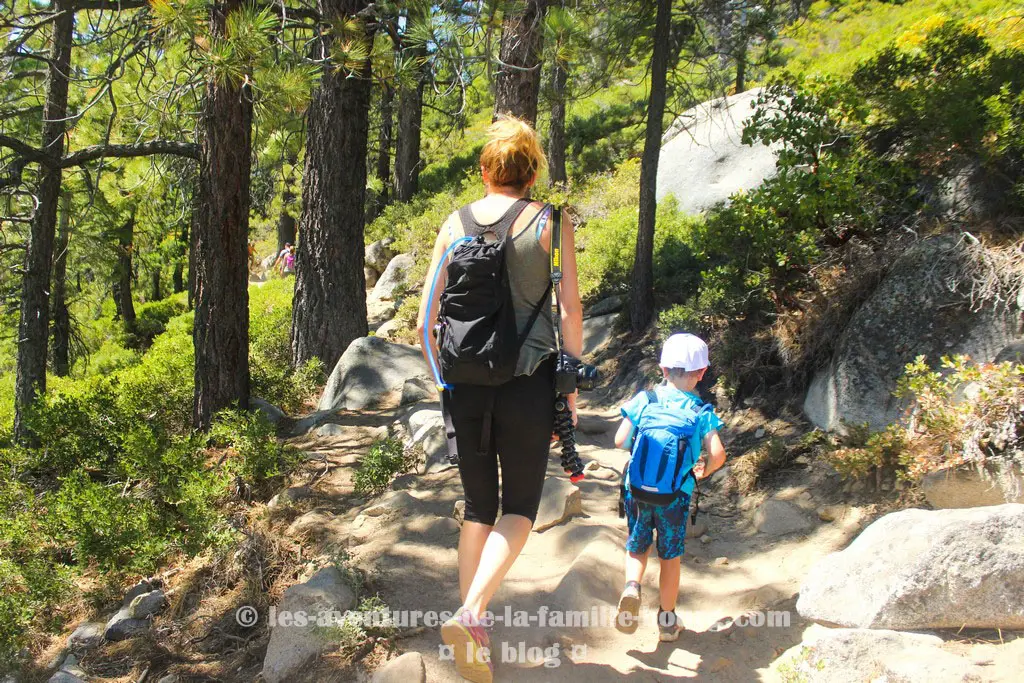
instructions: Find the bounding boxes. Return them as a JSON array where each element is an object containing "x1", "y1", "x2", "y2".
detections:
[
  {"x1": 122, "y1": 293, "x2": 188, "y2": 349},
  {"x1": 250, "y1": 278, "x2": 324, "y2": 411},
  {"x1": 209, "y1": 409, "x2": 300, "y2": 491},
  {"x1": 823, "y1": 356, "x2": 1023, "y2": 483},
  {"x1": 851, "y1": 18, "x2": 1024, "y2": 193},
  {"x1": 353, "y1": 436, "x2": 415, "y2": 498},
  {"x1": 895, "y1": 355, "x2": 1023, "y2": 478}
]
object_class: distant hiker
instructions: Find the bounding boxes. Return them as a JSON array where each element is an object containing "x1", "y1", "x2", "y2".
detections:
[
  {"x1": 613, "y1": 333, "x2": 727, "y2": 641},
  {"x1": 274, "y1": 242, "x2": 296, "y2": 276},
  {"x1": 247, "y1": 240, "x2": 257, "y2": 273},
  {"x1": 416, "y1": 115, "x2": 584, "y2": 683}
]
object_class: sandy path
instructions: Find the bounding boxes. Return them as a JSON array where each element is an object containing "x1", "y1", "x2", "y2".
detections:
[{"x1": 288, "y1": 406, "x2": 870, "y2": 682}]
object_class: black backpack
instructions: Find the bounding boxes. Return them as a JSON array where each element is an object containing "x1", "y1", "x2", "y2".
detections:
[
  {"x1": 435, "y1": 200, "x2": 558, "y2": 465},
  {"x1": 437, "y1": 199, "x2": 552, "y2": 387}
]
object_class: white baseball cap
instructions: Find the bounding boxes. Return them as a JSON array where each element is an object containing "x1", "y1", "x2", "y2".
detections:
[{"x1": 660, "y1": 333, "x2": 709, "y2": 371}]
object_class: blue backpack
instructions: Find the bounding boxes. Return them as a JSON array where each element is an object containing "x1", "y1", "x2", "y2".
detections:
[{"x1": 626, "y1": 390, "x2": 712, "y2": 507}]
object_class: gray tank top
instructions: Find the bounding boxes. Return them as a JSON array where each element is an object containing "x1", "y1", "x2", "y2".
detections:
[{"x1": 454, "y1": 199, "x2": 557, "y2": 376}]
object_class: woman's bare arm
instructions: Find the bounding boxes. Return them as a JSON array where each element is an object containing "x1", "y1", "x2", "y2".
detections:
[{"x1": 416, "y1": 217, "x2": 453, "y2": 375}]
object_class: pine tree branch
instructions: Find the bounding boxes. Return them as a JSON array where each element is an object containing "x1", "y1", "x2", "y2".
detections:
[{"x1": 62, "y1": 140, "x2": 199, "y2": 167}]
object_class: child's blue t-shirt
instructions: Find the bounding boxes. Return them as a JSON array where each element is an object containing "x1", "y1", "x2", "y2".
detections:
[{"x1": 620, "y1": 384, "x2": 724, "y2": 453}]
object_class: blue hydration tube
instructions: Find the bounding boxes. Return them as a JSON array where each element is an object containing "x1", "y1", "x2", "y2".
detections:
[{"x1": 421, "y1": 236, "x2": 473, "y2": 391}]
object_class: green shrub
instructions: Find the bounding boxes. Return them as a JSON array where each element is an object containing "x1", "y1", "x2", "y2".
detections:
[
  {"x1": 122, "y1": 293, "x2": 188, "y2": 349},
  {"x1": 822, "y1": 356, "x2": 1023, "y2": 483},
  {"x1": 353, "y1": 436, "x2": 414, "y2": 498},
  {"x1": 209, "y1": 409, "x2": 300, "y2": 490},
  {"x1": 250, "y1": 278, "x2": 325, "y2": 411}
]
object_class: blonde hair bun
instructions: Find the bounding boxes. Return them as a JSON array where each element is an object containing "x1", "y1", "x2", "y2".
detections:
[{"x1": 480, "y1": 115, "x2": 547, "y2": 189}]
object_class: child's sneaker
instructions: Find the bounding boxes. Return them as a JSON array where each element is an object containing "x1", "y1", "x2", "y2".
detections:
[
  {"x1": 658, "y1": 609, "x2": 682, "y2": 642},
  {"x1": 615, "y1": 581, "x2": 642, "y2": 634},
  {"x1": 440, "y1": 607, "x2": 493, "y2": 683}
]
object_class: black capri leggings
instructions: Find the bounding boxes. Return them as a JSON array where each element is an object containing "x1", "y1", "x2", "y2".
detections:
[{"x1": 450, "y1": 356, "x2": 556, "y2": 526}]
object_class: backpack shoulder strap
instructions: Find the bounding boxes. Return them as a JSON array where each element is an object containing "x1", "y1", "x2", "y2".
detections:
[{"x1": 645, "y1": 390, "x2": 658, "y2": 404}]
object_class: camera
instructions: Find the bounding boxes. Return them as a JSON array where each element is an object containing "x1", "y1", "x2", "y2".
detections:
[{"x1": 555, "y1": 351, "x2": 600, "y2": 395}]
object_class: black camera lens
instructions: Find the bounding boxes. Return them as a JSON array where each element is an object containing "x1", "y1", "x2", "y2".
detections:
[{"x1": 576, "y1": 364, "x2": 600, "y2": 391}]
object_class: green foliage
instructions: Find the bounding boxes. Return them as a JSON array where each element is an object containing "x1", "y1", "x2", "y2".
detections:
[
  {"x1": 823, "y1": 356, "x2": 1023, "y2": 482},
  {"x1": 250, "y1": 278, "x2": 325, "y2": 411},
  {"x1": 122, "y1": 293, "x2": 188, "y2": 350},
  {"x1": 352, "y1": 436, "x2": 414, "y2": 498},
  {"x1": 573, "y1": 161, "x2": 701, "y2": 303},
  {"x1": 208, "y1": 409, "x2": 300, "y2": 489},
  {"x1": 825, "y1": 422, "x2": 907, "y2": 480},
  {"x1": 781, "y1": 0, "x2": 1021, "y2": 78}
]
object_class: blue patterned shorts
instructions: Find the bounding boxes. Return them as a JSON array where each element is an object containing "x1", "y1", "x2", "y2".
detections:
[{"x1": 624, "y1": 490, "x2": 690, "y2": 560}]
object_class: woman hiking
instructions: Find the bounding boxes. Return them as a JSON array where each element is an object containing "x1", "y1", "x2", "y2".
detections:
[{"x1": 417, "y1": 116, "x2": 583, "y2": 683}]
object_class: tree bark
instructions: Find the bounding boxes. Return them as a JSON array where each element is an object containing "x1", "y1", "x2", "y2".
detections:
[
  {"x1": 192, "y1": 0, "x2": 253, "y2": 429},
  {"x1": 112, "y1": 217, "x2": 136, "y2": 329},
  {"x1": 276, "y1": 187, "x2": 297, "y2": 253},
  {"x1": 291, "y1": 0, "x2": 372, "y2": 372},
  {"x1": 548, "y1": 57, "x2": 568, "y2": 185},
  {"x1": 394, "y1": 60, "x2": 425, "y2": 202},
  {"x1": 372, "y1": 83, "x2": 393, "y2": 218},
  {"x1": 150, "y1": 267, "x2": 161, "y2": 302},
  {"x1": 629, "y1": 0, "x2": 671, "y2": 334},
  {"x1": 173, "y1": 221, "x2": 187, "y2": 293},
  {"x1": 493, "y1": 0, "x2": 547, "y2": 125},
  {"x1": 14, "y1": 1, "x2": 73, "y2": 443},
  {"x1": 51, "y1": 192, "x2": 72, "y2": 377}
]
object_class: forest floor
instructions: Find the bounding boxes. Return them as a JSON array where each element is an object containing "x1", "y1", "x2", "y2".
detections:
[
  {"x1": 38, "y1": 399, "x2": 1024, "y2": 682},
  {"x1": 234, "y1": 400, "x2": 1020, "y2": 682}
]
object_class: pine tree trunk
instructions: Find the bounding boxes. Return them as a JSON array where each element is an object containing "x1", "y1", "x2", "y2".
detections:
[
  {"x1": 113, "y1": 217, "x2": 136, "y2": 329},
  {"x1": 14, "y1": 2, "x2": 73, "y2": 442},
  {"x1": 493, "y1": 0, "x2": 547, "y2": 125},
  {"x1": 371, "y1": 83, "x2": 393, "y2": 218},
  {"x1": 51, "y1": 192, "x2": 72, "y2": 377},
  {"x1": 291, "y1": 0, "x2": 371, "y2": 372},
  {"x1": 629, "y1": 0, "x2": 671, "y2": 334},
  {"x1": 192, "y1": 0, "x2": 253, "y2": 429},
  {"x1": 735, "y1": 36, "x2": 747, "y2": 94},
  {"x1": 173, "y1": 221, "x2": 187, "y2": 293},
  {"x1": 187, "y1": 206, "x2": 197, "y2": 309},
  {"x1": 394, "y1": 65, "x2": 425, "y2": 203},
  {"x1": 548, "y1": 58, "x2": 568, "y2": 185},
  {"x1": 276, "y1": 187, "x2": 297, "y2": 253}
]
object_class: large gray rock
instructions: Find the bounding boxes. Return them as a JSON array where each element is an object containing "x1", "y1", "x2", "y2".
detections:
[
  {"x1": 657, "y1": 88, "x2": 779, "y2": 215},
  {"x1": 771, "y1": 625, "x2": 987, "y2": 683},
  {"x1": 66, "y1": 621, "x2": 104, "y2": 650},
  {"x1": 128, "y1": 589, "x2": 166, "y2": 619},
  {"x1": 922, "y1": 464, "x2": 1024, "y2": 509},
  {"x1": 584, "y1": 295, "x2": 624, "y2": 319},
  {"x1": 318, "y1": 337, "x2": 431, "y2": 411},
  {"x1": 797, "y1": 504, "x2": 1024, "y2": 630},
  {"x1": 103, "y1": 607, "x2": 149, "y2": 641},
  {"x1": 804, "y1": 236, "x2": 1022, "y2": 431},
  {"x1": 369, "y1": 253, "x2": 415, "y2": 303},
  {"x1": 365, "y1": 238, "x2": 396, "y2": 273},
  {"x1": 582, "y1": 313, "x2": 618, "y2": 357},
  {"x1": 262, "y1": 567, "x2": 358, "y2": 683},
  {"x1": 372, "y1": 652, "x2": 425, "y2": 683},
  {"x1": 250, "y1": 397, "x2": 286, "y2": 427},
  {"x1": 401, "y1": 405, "x2": 448, "y2": 471}
]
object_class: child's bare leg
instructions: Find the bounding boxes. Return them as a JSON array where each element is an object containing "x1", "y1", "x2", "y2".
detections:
[
  {"x1": 658, "y1": 556, "x2": 681, "y2": 612},
  {"x1": 624, "y1": 548, "x2": 650, "y2": 585}
]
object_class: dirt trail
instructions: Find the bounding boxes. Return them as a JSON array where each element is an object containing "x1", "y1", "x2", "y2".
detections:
[{"x1": 283, "y1": 405, "x2": 871, "y2": 682}]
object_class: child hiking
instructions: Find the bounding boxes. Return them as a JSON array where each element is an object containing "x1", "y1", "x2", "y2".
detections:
[{"x1": 613, "y1": 333, "x2": 727, "y2": 641}]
